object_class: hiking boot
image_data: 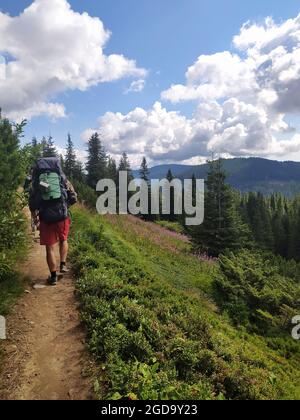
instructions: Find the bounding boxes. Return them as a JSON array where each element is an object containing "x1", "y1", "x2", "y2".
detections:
[
  {"x1": 60, "y1": 264, "x2": 69, "y2": 274},
  {"x1": 48, "y1": 276, "x2": 58, "y2": 286}
]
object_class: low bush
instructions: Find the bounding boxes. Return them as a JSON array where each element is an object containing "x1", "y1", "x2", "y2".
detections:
[
  {"x1": 214, "y1": 250, "x2": 300, "y2": 335},
  {"x1": 70, "y1": 208, "x2": 299, "y2": 400}
]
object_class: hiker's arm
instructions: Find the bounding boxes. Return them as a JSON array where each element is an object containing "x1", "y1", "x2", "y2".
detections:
[
  {"x1": 29, "y1": 188, "x2": 40, "y2": 213},
  {"x1": 66, "y1": 180, "x2": 78, "y2": 207}
]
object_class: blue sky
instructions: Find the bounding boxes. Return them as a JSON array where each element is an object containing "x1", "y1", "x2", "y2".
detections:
[{"x1": 1, "y1": 0, "x2": 300, "y2": 166}]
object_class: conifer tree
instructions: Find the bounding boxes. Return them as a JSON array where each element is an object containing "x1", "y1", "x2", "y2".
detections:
[
  {"x1": 107, "y1": 157, "x2": 118, "y2": 183},
  {"x1": 190, "y1": 159, "x2": 249, "y2": 257},
  {"x1": 118, "y1": 152, "x2": 134, "y2": 186},
  {"x1": 31, "y1": 136, "x2": 38, "y2": 148},
  {"x1": 139, "y1": 157, "x2": 155, "y2": 221},
  {"x1": 166, "y1": 169, "x2": 174, "y2": 183},
  {"x1": 64, "y1": 133, "x2": 77, "y2": 178},
  {"x1": 73, "y1": 160, "x2": 86, "y2": 183},
  {"x1": 139, "y1": 157, "x2": 150, "y2": 183},
  {"x1": 42, "y1": 135, "x2": 58, "y2": 158},
  {"x1": 0, "y1": 112, "x2": 23, "y2": 195},
  {"x1": 245, "y1": 192, "x2": 274, "y2": 251},
  {"x1": 86, "y1": 132, "x2": 107, "y2": 189},
  {"x1": 165, "y1": 169, "x2": 177, "y2": 222},
  {"x1": 27, "y1": 137, "x2": 42, "y2": 164}
]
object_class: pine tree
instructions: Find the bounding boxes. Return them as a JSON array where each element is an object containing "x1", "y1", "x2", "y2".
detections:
[
  {"x1": 165, "y1": 169, "x2": 177, "y2": 222},
  {"x1": 26, "y1": 137, "x2": 42, "y2": 164},
  {"x1": 31, "y1": 136, "x2": 38, "y2": 148},
  {"x1": 42, "y1": 135, "x2": 58, "y2": 158},
  {"x1": 139, "y1": 157, "x2": 155, "y2": 221},
  {"x1": 166, "y1": 169, "x2": 174, "y2": 183},
  {"x1": 64, "y1": 133, "x2": 77, "y2": 178},
  {"x1": 190, "y1": 159, "x2": 249, "y2": 257},
  {"x1": 0, "y1": 113, "x2": 23, "y2": 195},
  {"x1": 107, "y1": 157, "x2": 118, "y2": 183},
  {"x1": 118, "y1": 152, "x2": 133, "y2": 183},
  {"x1": 73, "y1": 160, "x2": 86, "y2": 183},
  {"x1": 139, "y1": 157, "x2": 150, "y2": 183},
  {"x1": 246, "y1": 192, "x2": 274, "y2": 251},
  {"x1": 41, "y1": 136, "x2": 47, "y2": 156},
  {"x1": 86, "y1": 132, "x2": 107, "y2": 189}
]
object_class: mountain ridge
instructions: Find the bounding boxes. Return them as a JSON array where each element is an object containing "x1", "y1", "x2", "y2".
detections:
[{"x1": 133, "y1": 157, "x2": 300, "y2": 196}]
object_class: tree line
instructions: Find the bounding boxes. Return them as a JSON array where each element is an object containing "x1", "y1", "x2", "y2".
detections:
[{"x1": 189, "y1": 159, "x2": 300, "y2": 261}]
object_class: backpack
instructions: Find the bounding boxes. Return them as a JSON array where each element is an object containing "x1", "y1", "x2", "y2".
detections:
[{"x1": 31, "y1": 158, "x2": 69, "y2": 223}]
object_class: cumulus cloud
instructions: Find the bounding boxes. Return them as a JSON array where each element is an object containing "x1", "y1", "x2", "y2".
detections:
[
  {"x1": 161, "y1": 14, "x2": 300, "y2": 115},
  {"x1": 162, "y1": 51, "x2": 256, "y2": 103},
  {"x1": 83, "y1": 13, "x2": 300, "y2": 163},
  {"x1": 0, "y1": 0, "x2": 146, "y2": 121},
  {"x1": 124, "y1": 79, "x2": 146, "y2": 94},
  {"x1": 82, "y1": 102, "x2": 195, "y2": 160}
]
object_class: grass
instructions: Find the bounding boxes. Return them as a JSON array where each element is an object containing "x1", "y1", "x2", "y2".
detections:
[
  {"x1": 0, "y1": 250, "x2": 27, "y2": 371},
  {"x1": 70, "y1": 206, "x2": 300, "y2": 400},
  {"x1": 0, "y1": 272, "x2": 24, "y2": 317},
  {"x1": 155, "y1": 220, "x2": 186, "y2": 235}
]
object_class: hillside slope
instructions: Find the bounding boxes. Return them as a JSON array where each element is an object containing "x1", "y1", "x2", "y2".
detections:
[
  {"x1": 133, "y1": 158, "x2": 300, "y2": 196},
  {"x1": 70, "y1": 207, "x2": 300, "y2": 400}
]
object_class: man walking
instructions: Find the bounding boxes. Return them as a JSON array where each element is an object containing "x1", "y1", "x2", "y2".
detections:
[{"x1": 29, "y1": 158, "x2": 77, "y2": 286}]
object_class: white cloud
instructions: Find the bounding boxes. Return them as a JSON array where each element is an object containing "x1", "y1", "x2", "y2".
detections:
[
  {"x1": 83, "y1": 13, "x2": 300, "y2": 163},
  {"x1": 124, "y1": 79, "x2": 146, "y2": 94},
  {"x1": 162, "y1": 51, "x2": 256, "y2": 103},
  {"x1": 82, "y1": 102, "x2": 197, "y2": 161},
  {"x1": 0, "y1": 55, "x2": 6, "y2": 81},
  {"x1": 0, "y1": 0, "x2": 146, "y2": 121}
]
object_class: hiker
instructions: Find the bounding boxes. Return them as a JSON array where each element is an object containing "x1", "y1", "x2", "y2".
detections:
[{"x1": 29, "y1": 157, "x2": 78, "y2": 286}]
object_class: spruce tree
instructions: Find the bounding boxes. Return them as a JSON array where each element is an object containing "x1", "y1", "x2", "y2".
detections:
[
  {"x1": 165, "y1": 169, "x2": 176, "y2": 222},
  {"x1": 166, "y1": 169, "x2": 174, "y2": 182},
  {"x1": 27, "y1": 137, "x2": 42, "y2": 164},
  {"x1": 118, "y1": 152, "x2": 134, "y2": 183},
  {"x1": 139, "y1": 157, "x2": 155, "y2": 221},
  {"x1": 31, "y1": 136, "x2": 38, "y2": 148},
  {"x1": 86, "y1": 132, "x2": 107, "y2": 189},
  {"x1": 41, "y1": 136, "x2": 47, "y2": 156},
  {"x1": 246, "y1": 192, "x2": 274, "y2": 251},
  {"x1": 64, "y1": 133, "x2": 77, "y2": 178},
  {"x1": 0, "y1": 113, "x2": 23, "y2": 195},
  {"x1": 107, "y1": 157, "x2": 118, "y2": 183},
  {"x1": 139, "y1": 157, "x2": 150, "y2": 183},
  {"x1": 42, "y1": 135, "x2": 58, "y2": 158},
  {"x1": 190, "y1": 159, "x2": 249, "y2": 257},
  {"x1": 73, "y1": 160, "x2": 85, "y2": 183}
]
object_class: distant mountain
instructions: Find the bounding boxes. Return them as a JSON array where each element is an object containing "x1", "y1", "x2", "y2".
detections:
[{"x1": 133, "y1": 158, "x2": 300, "y2": 196}]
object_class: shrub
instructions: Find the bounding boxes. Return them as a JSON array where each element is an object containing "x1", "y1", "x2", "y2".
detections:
[
  {"x1": 70, "y1": 208, "x2": 299, "y2": 400},
  {"x1": 214, "y1": 250, "x2": 300, "y2": 337}
]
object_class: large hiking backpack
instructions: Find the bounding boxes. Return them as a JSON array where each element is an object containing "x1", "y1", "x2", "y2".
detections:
[{"x1": 32, "y1": 158, "x2": 68, "y2": 223}]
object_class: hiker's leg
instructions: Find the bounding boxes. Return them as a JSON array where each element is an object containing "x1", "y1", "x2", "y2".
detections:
[
  {"x1": 59, "y1": 240, "x2": 69, "y2": 264},
  {"x1": 46, "y1": 245, "x2": 57, "y2": 273},
  {"x1": 59, "y1": 218, "x2": 71, "y2": 267}
]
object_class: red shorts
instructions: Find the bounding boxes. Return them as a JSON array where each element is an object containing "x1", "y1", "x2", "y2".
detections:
[{"x1": 40, "y1": 218, "x2": 71, "y2": 246}]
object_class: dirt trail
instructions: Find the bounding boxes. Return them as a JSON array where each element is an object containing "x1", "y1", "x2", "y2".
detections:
[{"x1": 0, "y1": 229, "x2": 93, "y2": 400}]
